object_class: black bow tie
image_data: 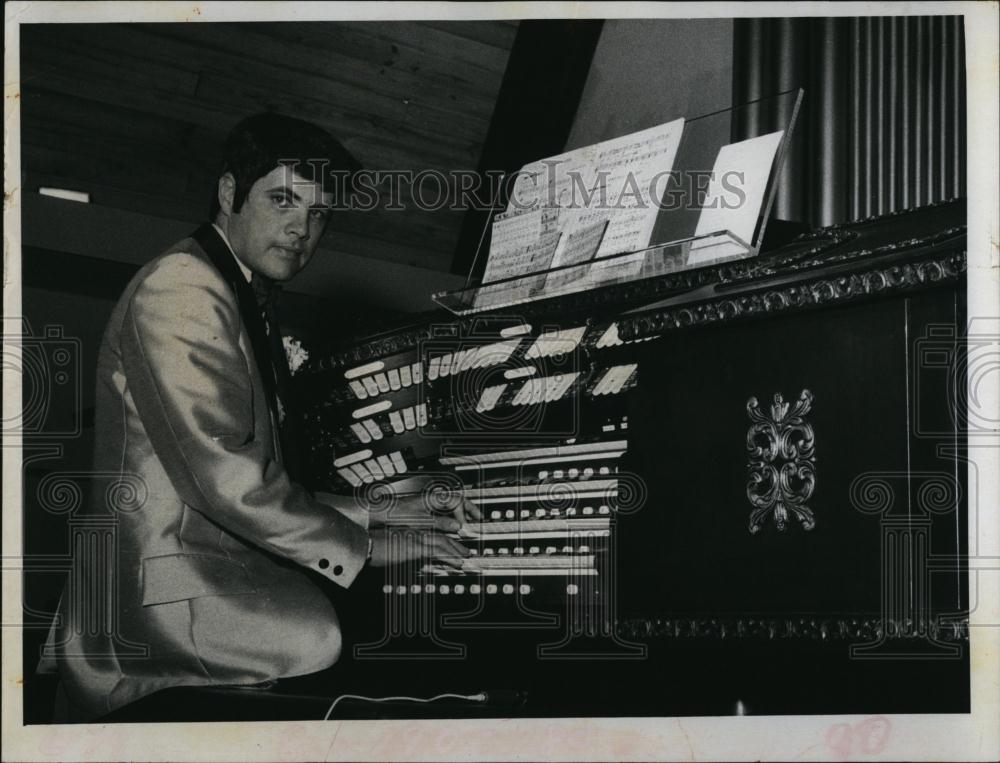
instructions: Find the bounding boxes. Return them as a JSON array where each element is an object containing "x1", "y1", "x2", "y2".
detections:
[{"x1": 250, "y1": 273, "x2": 279, "y2": 309}]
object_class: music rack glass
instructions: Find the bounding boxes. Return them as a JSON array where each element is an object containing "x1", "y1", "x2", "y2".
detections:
[{"x1": 434, "y1": 89, "x2": 803, "y2": 316}]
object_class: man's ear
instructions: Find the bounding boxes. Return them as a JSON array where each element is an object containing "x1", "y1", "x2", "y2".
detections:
[{"x1": 217, "y1": 173, "x2": 236, "y2": 217}]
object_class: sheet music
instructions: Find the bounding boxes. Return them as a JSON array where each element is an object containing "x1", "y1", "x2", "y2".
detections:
[
  {"x1": 543, "y1": 218, "x2": 609, "y2": 294},
  {"x1": 481, "y1": 118, "x2": 685, "y2": 300},
  {"x1": 689, "y1": 129, "x2": 785, "y2": 265}
]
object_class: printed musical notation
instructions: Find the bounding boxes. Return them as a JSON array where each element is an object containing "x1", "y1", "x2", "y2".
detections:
[{"x1": 474, "y1": 118, "x2": 686, "y2": 308}]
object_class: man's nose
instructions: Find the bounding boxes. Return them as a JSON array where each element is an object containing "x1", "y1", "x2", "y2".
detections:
[{"x1": 286, "y1": 208, "x2": 309, "y2": 238}]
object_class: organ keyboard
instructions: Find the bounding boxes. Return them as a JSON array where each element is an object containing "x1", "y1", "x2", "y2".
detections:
[{"x1": 296, "y1": 199, "x2": 970, "y2": 717}]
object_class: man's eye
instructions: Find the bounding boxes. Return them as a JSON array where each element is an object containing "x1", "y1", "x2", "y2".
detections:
[
  {"x1": 271, "y1": 195, "x2": 296, "y2": 209},
  {"x1": 310, "y1": 208, "x2": 330, "y2": 222}
]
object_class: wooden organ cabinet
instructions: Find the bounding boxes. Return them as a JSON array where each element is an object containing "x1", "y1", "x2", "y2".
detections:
[{"x1": 295, "y1": 199, "x2": 969, "y2": 718}]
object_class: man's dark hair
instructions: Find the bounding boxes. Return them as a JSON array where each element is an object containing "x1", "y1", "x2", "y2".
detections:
[{"x1": 210, "y1": 112, "x2": 362, "y2": 219}]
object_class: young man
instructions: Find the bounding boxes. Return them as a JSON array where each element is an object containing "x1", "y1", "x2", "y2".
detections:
[{"x1": 41, "y1": 113, "x2": 472, "y2": 720}]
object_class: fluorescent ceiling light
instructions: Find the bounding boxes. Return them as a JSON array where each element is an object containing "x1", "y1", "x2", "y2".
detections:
[{"x1": 39, "y1": 187, "x2": 91, "y2": 203}]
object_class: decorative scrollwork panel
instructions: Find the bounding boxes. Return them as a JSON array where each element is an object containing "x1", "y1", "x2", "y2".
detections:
[{"x1": 746, "y1": 389, "x2": 817, "y2": 533}]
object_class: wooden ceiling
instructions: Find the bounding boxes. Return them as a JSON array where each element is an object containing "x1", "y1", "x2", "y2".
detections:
[{"x1": 19, "y1": 21, "x2": 520, "y2": 274}]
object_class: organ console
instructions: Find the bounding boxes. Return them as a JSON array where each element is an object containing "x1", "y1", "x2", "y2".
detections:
[{"x1": 294, "y1": 197, "x2": 970, "y2": 718}]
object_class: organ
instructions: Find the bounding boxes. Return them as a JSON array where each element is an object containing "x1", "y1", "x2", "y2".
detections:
[{"x1": 294, "y1": 196, "x2": 970, "y2": 718}]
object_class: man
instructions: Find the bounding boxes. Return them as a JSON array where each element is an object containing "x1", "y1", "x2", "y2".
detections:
[{"x1": 41, "y1": 113, "x2": 472, "y2": 720}]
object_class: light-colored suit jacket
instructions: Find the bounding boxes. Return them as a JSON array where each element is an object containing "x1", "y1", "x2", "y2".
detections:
[{"x1": 41, "y1": 229, "x2": 369, "y2": 719}]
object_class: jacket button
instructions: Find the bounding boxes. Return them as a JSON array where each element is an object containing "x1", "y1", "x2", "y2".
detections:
[
  {"x1": 333, "y1": 564, "x2": 344, "y2": 576},
  {"x1": 318, "y1": 559, "x2": 329, "y2": 569}
]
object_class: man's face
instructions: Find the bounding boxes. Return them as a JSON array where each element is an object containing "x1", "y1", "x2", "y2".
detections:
[{"x1": 219, "y1": 165, "x2": 333, "y2": 282}]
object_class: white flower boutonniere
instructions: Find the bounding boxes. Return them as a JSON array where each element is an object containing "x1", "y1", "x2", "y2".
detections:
[{"x1": 282, "y1": 335, "x2": 309, "y2": 376}]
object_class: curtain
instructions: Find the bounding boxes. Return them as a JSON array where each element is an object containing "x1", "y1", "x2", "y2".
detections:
[{"x1": 733, "y1": 16, "x2": 966, "y2": 228}]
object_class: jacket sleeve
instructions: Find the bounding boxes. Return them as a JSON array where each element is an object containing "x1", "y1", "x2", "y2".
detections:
[{"x1": 119, "y1": 252, "x2": 368, "y2": 587}]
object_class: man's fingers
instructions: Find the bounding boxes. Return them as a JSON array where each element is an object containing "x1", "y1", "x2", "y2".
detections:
[
  {"x1": 460, "y1": 497, "x2": 482, "y2": 521},
  {"x1": 434, "y1": 515, "x2": 461, "y2": 533}
]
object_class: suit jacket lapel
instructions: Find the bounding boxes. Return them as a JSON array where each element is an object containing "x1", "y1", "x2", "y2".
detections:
[{"x1": 190, "y1": 224, "x2": 280, "y2": 416}]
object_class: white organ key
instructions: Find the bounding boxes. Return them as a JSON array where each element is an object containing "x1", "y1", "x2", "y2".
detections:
[
  {"x1": 350, "y1": 422, "x2": 372, "y2": 444},
  {"x1": 568, "y1": 468, "x2": 579, "y2": 478},
  {"x1": 613, "y1": 363, "x2": 638, "y2": 394},
  {"x1": 458, "y1": 347, "x2": 478, "y2": 372},
  {"x1": 438, "y1": 352, "x2": 453, "y2": 377},
  {"x1": 428, "y1": 355, "x2": 441, "y2": 380},
  {"x1": 337, "y1": 468, "x2": 362, "y2": 487},
  {"x1": 477, "y1": 339, "x2": 519, "y2": 367},
  {"x1": 503, "y1": 584, "x2": 514, "y2": 595},
  {"x1": 365, "y1": 458, "x2": 385, "y2": 480},
  {"x1": 374, "y1": 373, "x2": 390, "y2": 393},
  {"x1": 529, "y1": 377, "x2": 545, "y2": 406},
  {"x1": 454, "y1": 584, "x2": 465, "y2": 594},
  {"x1": 498, "y1": 547, "x2": 510, "y2": 555},
  {"x1": 402, "y1": 406, "x2": 416, "y2": 430},
  {"x1": 463, "y1": 555, "x2": 595, "y2": 571},
  {"x1": 439, "y1": 584, "x2": 450, "y2": 595},
  {"x1": 513, "y1": 547, "x2": 524, "y2": 555},
  {"x1": 416, "y1": 403, "x2": 428, "y2": 427},
  {"x1": 500, "y1": 323, "x2": 532, "y2": 338},
  {"x1": 598, "y1": 366, "x2": 621, "y2": 396},
  {"x1": 349, "y1": 380, "x2": 368, "y2": 400},
  {"x1": 362, "y1": 419, "x2": 383, "y2": 440},
  {"x1": 488, "y1": 384, "x2": 507, "y2": 409},
  {"x1": 592, "y1": 368, "x2": 614, "y2": 397},
  {"x1": 542, "y1": 375, "x2": 559, "y2": 403},
  {"x1": 599, "y1": 505, "x2": 611, "y2": 515},
  {"x1": 362, "y1": 377, "x2": 380, "y2": 397},
  {"x1": 526, "y1": 326, "x2": 586, "y2": 359},
  {"x1": 389, "y1": 410, "x2": 405, "y2": 434},
  {"x1": 511, "y1": 381, "x2": 529, "y2": 406},
  {"x1": 607, "y1": 364, "x2": 630, "y2": 395},
  {"x1": 350, "y1": 463, "x2": 374, "y2": 483},
  {"x1": 486, "y1": 584, "x2": 498, "y2": 595},
  {"x1": 345, "y1": 361, "x2": 385, "y2": 379},
  {"x1": 333, "y1": 449, "x2": 373, "y2": 468},
  {"x1": 519, "y1": 584, "x2": 531, "y2": 595},
  {"x1": 412, "y1": 361, "x2": 424, "y2": 384},
  {"x1": 352, "y1": 400, "x2": 391, "y2": 419},
  {"x1": 387, "y1": 368, "x2": 401, "y2": 390},
  {"x1": 476, "y1": 384, "x2": 506, "y2": 413},
  {"x1": 555, "y1": 372, "x2": 580, "y2": 400},
  {"x1": 596, "y1": 322, "x2": 622, "y2": 348},
  {"x1": 377, "y1": 455, "x2": 396, "y2": 477},
  {"x1": 389, "y1": 451, "x2": 407, "y2": 474},
  {"x1": 470, "y1": 584, "x2": 481, "y2": 595},
  {"x1": 399, "y1": 364, "x2": 412, "y2": 387},
  {"x1": 490, "y1": 510, "x2": 502, "y2": 520},
  {"x1": 553, "y1": 469, "x2": 564, "y2": 479}
]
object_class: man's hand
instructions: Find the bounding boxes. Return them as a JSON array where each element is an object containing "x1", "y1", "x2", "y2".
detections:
[
  {"x1": 367, "y1": 489, "x2": 481, "y2": 531},
  {"x1": 367, "y1": 527, "x2": 469, "y2": 569}
]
